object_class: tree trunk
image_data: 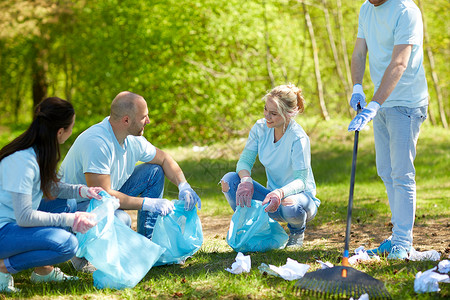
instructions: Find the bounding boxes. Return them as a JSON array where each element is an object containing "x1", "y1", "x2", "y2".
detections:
[
  {"x1": 31, "y1": 41, "x2": 48, "y2": 108},
  {"x1": 418, "y1": 0, "x2": 447, "y2": 128},
  {"x1": 302, "y1": 1, "x2": 329, "y2": 120},
  {"x1": 13, "y1": 66, "x2": 27, "y2": 123},
  {"x1": 63, "y1": 52, "x2": 73, "y2": 102},
  {"x1": 322, "y1": 0, "x2": 350, "y2": 114},
  {"x1": 263, "y1": 0, "x2": 275, "y2": 88},
  {"x1": 336, "y1": 0, "x2": 354, "y2": 117}
]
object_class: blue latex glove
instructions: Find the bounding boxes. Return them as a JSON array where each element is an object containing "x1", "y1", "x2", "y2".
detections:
[
  {"x1": 142, "y1": 198, "x2": 174, "y2": 216},
  {"x1": 178, "y1": 182, "x2": 201, "y2": 211},
  {"x1": 348, "y1": 101, "x2": 381, "y2": 131},
  {"x1": 349, "y1": 84, "x2": 367, "y2": 112}
]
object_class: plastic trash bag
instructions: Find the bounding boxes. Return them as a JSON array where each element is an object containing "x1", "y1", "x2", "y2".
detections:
[
  {"x1": 76, "y1": 191, "x2": 164, "y2": 289},
  {"x1": 226, "y1": 200, "x2": 289, "y2": 253},
  {"x1": 152, "y1": 200, "x2": 203, "y2": 266},
  {"x1": 89, "y1": 191, "x2": 120, "y2": 222}
]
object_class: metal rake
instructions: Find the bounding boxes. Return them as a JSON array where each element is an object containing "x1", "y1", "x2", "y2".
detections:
[{"x1": 294, "y1": 113, "x2": 391, "y2": 299}]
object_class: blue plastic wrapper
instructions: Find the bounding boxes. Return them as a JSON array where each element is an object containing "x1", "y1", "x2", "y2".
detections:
[
  {"x1": 226, "y1": 200, "x2": 289, "y2": 253},
  {"x1": 152, "y1": 200, "x2": 203, "y2": 266},
  {"x1": 76, "y1": 191, "x2": 164, "y2": 289}
]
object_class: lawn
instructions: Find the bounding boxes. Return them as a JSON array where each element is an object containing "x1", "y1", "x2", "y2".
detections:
[{"x1": 0, "y1": 117, "x2": 449, "y2": 299}]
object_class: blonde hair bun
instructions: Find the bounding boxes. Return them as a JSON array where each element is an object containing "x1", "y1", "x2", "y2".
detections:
[{"x1": 265, "y1": 84, "x2": 305, "y2": 121}]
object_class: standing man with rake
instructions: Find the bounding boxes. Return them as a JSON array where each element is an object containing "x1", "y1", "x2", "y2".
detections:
[{"x1": 347, "y1": 0, "x2": 428, "y2": 259}]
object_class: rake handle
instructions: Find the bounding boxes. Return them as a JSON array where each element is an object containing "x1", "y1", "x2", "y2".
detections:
[{"x1": 343, "y1": 106, "x2": 361, "y2": 267}]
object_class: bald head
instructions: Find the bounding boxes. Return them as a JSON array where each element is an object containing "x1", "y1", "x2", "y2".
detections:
[{"x1": 110, "y1": 91, "x2": 146, "y2": 121}]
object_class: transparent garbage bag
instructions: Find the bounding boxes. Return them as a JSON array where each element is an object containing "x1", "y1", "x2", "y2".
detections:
[
  {"x1": 76, "y1": 191, "x2": 164, "y2": 289},
  {"x1": 226, "y1": 200, "x2": 289, "y2": 253},
  {"x1": 152, "y1": 200, "x2": 203, "y2": 266}
]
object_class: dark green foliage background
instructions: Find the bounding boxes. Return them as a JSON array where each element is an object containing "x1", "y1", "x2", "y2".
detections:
[{"x1": 0, "y1": 0, "x2": 448, "y2": 146}]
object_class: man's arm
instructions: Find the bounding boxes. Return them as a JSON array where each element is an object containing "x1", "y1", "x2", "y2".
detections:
[
  {"x1": 372, "y1": 44, "x2": 412, "y2": 105},
  {"x1": 351, "y1": 38, "x2": 368, "y2": 86},
  {"x1": 149, "y1": 148, "x2": 201, "y2": 211},
  {"x1": 85, "y1": 173, "x2": 143, "y2": 210},
  {"x1": 348, "y1": 43, "x2": 413, "y2": 132},
  {"x1": 148, "y1": 148, "x2": 187, "y2": 186}
]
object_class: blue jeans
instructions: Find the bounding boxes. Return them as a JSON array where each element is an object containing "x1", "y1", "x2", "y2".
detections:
[
  {"x1": 0, "y1": 223, "x2": 78, "y2": 274},
  {"x1": 373, "y1": 106, "x2": 427, "y2": 249},
  {"x1": 221, "y1": 172, "x2": 318, "y2": 235},
  {"x1": 38, "y1": 163, "x2": 165, "y2": 240}
]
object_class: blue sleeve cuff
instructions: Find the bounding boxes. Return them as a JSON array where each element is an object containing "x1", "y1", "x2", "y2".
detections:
[{"x1": 236, "y1": 149, "x2": 257, "y2": 174}]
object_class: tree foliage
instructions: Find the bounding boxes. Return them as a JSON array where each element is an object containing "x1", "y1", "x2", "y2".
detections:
[{"x1": 0, "y1": 0, "x2": 448, "y2": 146}]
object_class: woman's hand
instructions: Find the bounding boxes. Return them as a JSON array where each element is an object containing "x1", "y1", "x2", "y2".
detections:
[
  {"x1": 79, "y1": 186, "x2": 104, "y2": 200},
  {"x1": 236, "y1": 177, "x2": 254, "y2": 208},
  {"x1": 72, "y1": 212, "x2": 97, "y2": 233},
  {"x1": 262, "y1": 189, "x2": 283, "y2": 212}
]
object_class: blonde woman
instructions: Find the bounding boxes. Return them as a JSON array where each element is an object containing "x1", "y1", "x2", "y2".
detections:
[{"x1": 221, "y1": 84, "x2": 320, "y2": 248}]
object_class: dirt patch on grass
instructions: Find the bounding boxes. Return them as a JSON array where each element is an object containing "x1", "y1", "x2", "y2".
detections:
[
  {"x1": 305, "y1": 217, "x2": 450, "y2": 254},
  {"x1": 199, "y1": 214, "x2": 233, "y2": 238},
  {"x1": 128, "y1": 210, "x2": 449, "y2": 256},
  {"x1": 128, "y1": 211, "x2": 232, "y2": 238}
]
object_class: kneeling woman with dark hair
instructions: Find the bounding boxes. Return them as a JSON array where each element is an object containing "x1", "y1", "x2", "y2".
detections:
[{"x1": 0, "y1": 97, "x2": 103, "y2": 292}]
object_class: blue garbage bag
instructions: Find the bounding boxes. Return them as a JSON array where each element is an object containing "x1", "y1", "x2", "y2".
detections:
[
  {"x1": 76, "y1": 191, "x2": 164, "y2": 289},
  {"x1": 152, "y1": 200, "x2": 203, "y2": 266},
  {"x1": 226, "y1": 200, "x2": 289, "y2": 253}
]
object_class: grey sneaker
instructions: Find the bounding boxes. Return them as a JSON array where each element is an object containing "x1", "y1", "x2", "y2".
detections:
[
  {"x1": 387, "y1": 245, "x2": 410, "y2": 260},
  {"x1": 286, "y1": 232, "x2": 304, "y2": 248},
  {"x1": 31, "y1": 267, "x2": 78, "y2": 283},
  {"x1": 70, "y1": 256, "x2": 96, "y2": 273},
  {"x1": 0, "y1": 272, "x2": 18, "y2": 293}
]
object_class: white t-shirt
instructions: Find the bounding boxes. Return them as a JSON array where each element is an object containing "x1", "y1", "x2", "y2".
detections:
[
  {"x1": 60, "y1": 117, "x2": 157, "y2": 190},
  {"x1": 357, "y1": 0, "x2": 428, "y2": 107},
  {"x1": 0, "y1": 148, "x2": 42, "y2": 228}
]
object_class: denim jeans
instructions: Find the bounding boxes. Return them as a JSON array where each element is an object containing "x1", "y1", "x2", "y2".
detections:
[
  {"x1": 221, "y1": 172, "x2": 318, "y2": 235},
  {"x1": 373, "y1": 106, "x2": 427, "y2": 249},
  {"x1": 121, "y1": 164, "x2": 165, "y2": 240},
  {"x1": 0, "y1": 223, "x2": 78, "y2": 273},
  {"x1": 38, "y1": 163, "x2": 165, "y2": 240}
]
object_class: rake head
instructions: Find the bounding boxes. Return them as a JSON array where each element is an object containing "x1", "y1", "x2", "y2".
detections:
[{"x1": 294, "y1": 266, "x2": 391, "y2": 299}]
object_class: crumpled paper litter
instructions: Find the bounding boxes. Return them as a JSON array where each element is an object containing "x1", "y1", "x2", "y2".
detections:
[
  {"x1": 349, "y1": 246, "x2": 380, "y2": 264},
  {"x1": 316, "y1": 260, "x2": 333, "y2": 269},
  {"x1": 438, "y1": 260, "x2": 450, "y2": 273},
  {"x1": 225, "y1": 252, "x2": 251, "y2": 274},
  {"x1": 349, "y1": 293, "x2": 369, "y2": 300},
  {"x1": 409, "y1": 248, "x2": 441, "y2": 261},
  {"x1": 258, "y1": 258, "x2": 309, "y2": 280},
  {"x1": 414, "y1": 261, "x2": 450, "y2": 294}
]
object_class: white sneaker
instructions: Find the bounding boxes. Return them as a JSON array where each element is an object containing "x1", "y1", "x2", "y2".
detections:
[
  {"x1": 30, "y1": 267, "x2": 78, "y2": 283},
  {"x1": 70, "y1": 256, "x2": 96, "y2": 273},
  {"x1": 0, "y1": 272, "x2": 18, "y2": 293}
]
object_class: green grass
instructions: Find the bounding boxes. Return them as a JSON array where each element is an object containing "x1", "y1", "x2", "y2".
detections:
[{"x1": 1, "y1": 117, "x2": 449, "y2": 299}]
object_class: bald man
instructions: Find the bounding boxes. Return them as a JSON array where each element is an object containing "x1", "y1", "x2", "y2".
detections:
[{"x1": 39, "y1": 91, "x2": 201, "y2": 271}]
